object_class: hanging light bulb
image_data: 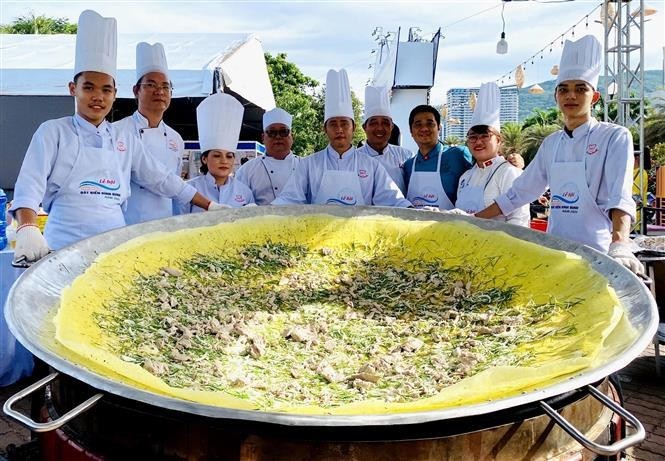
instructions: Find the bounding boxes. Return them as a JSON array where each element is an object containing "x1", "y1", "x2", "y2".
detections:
[
  {"x1": 496, "y1": 3, "x2": 508, "y2": 55},
  {"x1": 447, "y1": 117, "x2": 461, "y2": 125},
  {"x1": 529, "y1": 84, "x2": 545, "y2": 94},
  {"x1": 441, "y1": 104, "x2": 448, "y2": 119},
  {"x1": 515, "y1": 65, "x2": 525, "y2": 88},
  {"x1": 550, "y1": 64, "x2": 559, "y2": 76}
]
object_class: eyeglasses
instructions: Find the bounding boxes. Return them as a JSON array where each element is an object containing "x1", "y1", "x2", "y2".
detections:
[
  {"x1": 265, "y1": 128, "x2": 291, "y2": 138},
  {"x1": 138, "y1": 82, "x2": 173, "y2": 93},
  {"x1": 466, "y1": 133, "x2": 493, "y2": 144}
]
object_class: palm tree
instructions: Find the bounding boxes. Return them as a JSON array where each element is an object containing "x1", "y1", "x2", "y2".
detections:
[
  {"x1": 0, "y1": 11, "x2": 76, "y2": 34},
  {"x1": 521, "y1": 107, "x2": 561, "y2": 130},
  {"x1": 645, "y1": 113, "x2": 665, "y2": 148},
  {"x1": 523, "y1": 124, "x2": 560, "y2": 165},
  {"x1": 500, "y1": 122, "x2": 525, "y2": 157},
  {"x1": 444, "y1": 135, "x2": 462, "y2": 146}
]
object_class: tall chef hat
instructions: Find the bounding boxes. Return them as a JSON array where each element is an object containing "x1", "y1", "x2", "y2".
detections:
[
  {"x1": 556, "y1": 34, "x2": 602, "y2": 90},
  {"x1": 324, "y1": 69, "x2": 354, "y2": 123},
  {"x1": 74, "y1": 10, "x2": 117, "y2": 79},
  {"x1": 136, "y1": 42, "x2": 169, "y2": 81},
  {"x1": 196, "y1": 93, "x2": 245, "y2": 153},
  {"x1": 363, "y1": 85, "x2": 391, "y2": 122},
  {"x1": 263, "y1": 108, "x2": 292, "y2": 130},
  {"x1": 469, "y1": 82, "x2": 501, "y2": 131}
]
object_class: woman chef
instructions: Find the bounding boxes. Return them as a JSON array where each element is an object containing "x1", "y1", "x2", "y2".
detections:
[
  {"x1": 10, "y1": 10, "x2": 220, "y2": 266},
  {"x1": 177, "y1": 93, "x2": 255, "y2": 213},
  {"x1": 454, "y1": 82, "x2": 529, "y2": 227},
  {"x1": 474, "y1": 35, "x2": 643, "y2": 275}
]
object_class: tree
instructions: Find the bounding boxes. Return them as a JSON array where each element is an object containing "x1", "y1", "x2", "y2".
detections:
[
  {"x1": 264, "y1": 53, "x2": 364, "y2": 156},
  {"x1": 521, "y1": 107, "x2": 562, "y2": 130},
  {"x1": 645, "y1": 113, "x2": 665, "y2": 148},
  {"x1": 523, "y1": 124, "x2": 560, "y2": 165},
  {"x1": 499, "y1": 122, "x2": 525, "y2": 157},
  {"x1": 443, "y1": 135, "x2": 462, "y2": 146},
  {"x1": 0, "y1": 11, "x2": 76, "y2": 34}
]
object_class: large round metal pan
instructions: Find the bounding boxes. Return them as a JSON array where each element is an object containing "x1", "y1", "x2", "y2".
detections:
[{"x1": 4, "y1": 206, "x2": 659, "y2": 428}]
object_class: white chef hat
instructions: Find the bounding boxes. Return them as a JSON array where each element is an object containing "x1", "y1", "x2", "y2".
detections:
[
  {"x1": 363, "y1": 85, "x2": 391, "y2": 122},
  {"x1": 263, "y1": 108, "x2": 292, "y2": 130},
  {"x1": 136, "y1": 42, "x2": 169, "y2": 82},
  {"x1": 74, "y1": 10, "x2": 117, "y2": 79},
  {"x1": 196, "y1": 93, "x2": 245, "y2": 153},
  {"x1": 324, "y1": 69, "x2": 354, "y2": 123},
  {"x1": 469, "y1": 82, "x2": 501, "y2": 132},
  {"x1": 556, "y1": 34, "x2": 602, "y2": 90}
]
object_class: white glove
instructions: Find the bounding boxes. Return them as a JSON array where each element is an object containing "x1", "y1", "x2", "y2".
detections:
[
  {"x1": 14, "y1": 225, "x2": 50, "y2": 264},
  {"x1": 445, "y1": 208, "x2": 471, "y2": 216},
  {"x1": 420, "y1": 205, "x2": 440, "y2": 212},
  {"x1": 243, "y1": 203, "x2": 258, "y2": 207},
  {"x1": 608, "y1": 241, "x2": 646, "y2": 277},
  {"x1": 207, "y1": 202, "x2": 232, "y2": 211}
]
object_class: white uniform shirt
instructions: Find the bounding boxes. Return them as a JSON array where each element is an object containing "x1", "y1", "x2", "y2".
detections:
[
  {"x1": 235, "y1": 152, "x2": 299, "y2": 205},
  {"x1": 457, "y1": 156, "x2": 530, "y2": 226},
  {"x1": 10, "y1": 115, "x2": 195, "y2": 216},
  {"x1": 178, "y1": 173, "x2": 255, "y2": 213},
  {"x1": 113, "y1": 111, "x2": 184, "y2": 224},
  {"x1": 356, "y1": 143, "x2": 413, "y2": 195},
  {"x1": 495, "y1": 118, "x2": 635, "y2": 220},
  {"x1": 272, "y1": 146, "x2": 411, "y2": 207}
]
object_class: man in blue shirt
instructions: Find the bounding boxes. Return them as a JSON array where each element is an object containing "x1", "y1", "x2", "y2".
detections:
[{"x1": 403, "y1": 105, "x2": 473, "y2": 209}]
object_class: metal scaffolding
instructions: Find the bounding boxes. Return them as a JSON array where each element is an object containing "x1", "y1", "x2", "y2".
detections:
[{"x1": 603, "y1": 0, "x2": 646, "y2": 233}]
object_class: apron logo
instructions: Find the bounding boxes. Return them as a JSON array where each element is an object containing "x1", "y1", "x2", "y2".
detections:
[
  {"x1": 460, "y1": 179, "x2": 467, "y2": 189},
  {"x1": 326, "y1": 188, "x2": 357, "y2": 206},
  {"x1": 116, "y1": 141, "x2": 126, "y2": 152},
  {"x1": 413, "y1": 191, "x2": 438, "y2": 207},
  {"x1": 586, "y1": 144, "x2": 598, "y2": 155},
  {"x1": 551, "y1": 182, "x2": 579, "y2": 209},
  {"x1": 234, "y1": 194, "x2": 245, "y2": 203},
  {"x1": 358, "y1": 169, "x2": 368, "y2": 179},
  {"x1": 168, "y1": 140, "x2": 178, "y2": 152}
]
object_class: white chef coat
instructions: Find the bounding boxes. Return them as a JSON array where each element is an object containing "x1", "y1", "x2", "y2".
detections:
[
  {"x1": 272, "y1": 146, "x2": 412, "y2": 207},
  {"x1": 456, "y1": 156, "x2": 529, "y2": 227},
  {"x1": 178, "y1": 173, "x2": 255, "y2": 213},
  {"x1": 235, "y1": 152, "x2": 299, "y2": 205},
  {"x1": 113, "y1": 111, "x2": 184, "y2": 224},
  {"x1": 495, "y1": 118, "x2": 635, "y2": 250},
  {"x1": 10, "y1": 115, "x2": 196, "y2": 249},
  {"x1": 356, "y1": 143, "x2": 413, "y2": 195}
]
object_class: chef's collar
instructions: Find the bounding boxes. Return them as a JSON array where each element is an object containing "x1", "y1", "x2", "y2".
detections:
[
  {"x1": 478, "y1": 157, "x2": 497, "y2": 169},
  {"x1": 565, "y1": 118, "x2": 596, "y2": 139},
  {"x1": 365, "y1": 143, "x2": 388, "y2": 157},
  {"x1": 204, "y1": 171, "x2": 229, "y2": 188},
  {"x1": 74, "y1": 113, "x2": 111, "y2": 136},
  {"x1": 419, "y1": 142, "x2": 443, "y2": 161},
  {"x1": 327, "y1": 145, "x2": 354, "y2": 160},
  {"x1": 133, "y1": 110, "x2": 164, "y2": 131}
]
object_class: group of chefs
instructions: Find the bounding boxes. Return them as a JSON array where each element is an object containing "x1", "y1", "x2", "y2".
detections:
[{"x1": 9, "y1": 9, "x2": 643, "y2": 278}]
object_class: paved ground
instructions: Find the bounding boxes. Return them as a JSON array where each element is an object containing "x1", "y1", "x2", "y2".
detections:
[{"x1": 0, "y1": 345, "x2": 663, "y2": 460}]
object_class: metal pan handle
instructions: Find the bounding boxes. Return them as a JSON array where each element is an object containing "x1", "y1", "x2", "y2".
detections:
[
  {"x1": 2, "y1": 372, "x2": 103, "y2": 433},
  {"x1": 540, "y1": 384, "x2": 645, "y2": 456}
]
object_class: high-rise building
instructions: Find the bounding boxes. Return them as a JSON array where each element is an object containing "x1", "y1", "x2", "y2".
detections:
[{"x1": 442, "y1": 86, "x2": 519, "y2": 140}]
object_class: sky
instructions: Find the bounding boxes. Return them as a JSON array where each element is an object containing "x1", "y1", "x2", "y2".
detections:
[{"x1": 1, "y1": 0, "x2": 663, "y2": 105}]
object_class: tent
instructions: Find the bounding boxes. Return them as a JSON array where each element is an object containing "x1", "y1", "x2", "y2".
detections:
[{"x1": 0, "y1": 33, "x2": 276, "y2": 192}]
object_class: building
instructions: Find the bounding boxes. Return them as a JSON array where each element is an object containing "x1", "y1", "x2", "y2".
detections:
[{"x1": 443, "y1": 86, "x2": 519, "y2": 140}]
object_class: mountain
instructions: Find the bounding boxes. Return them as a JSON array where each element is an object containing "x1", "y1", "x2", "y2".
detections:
[{"x1": 518, "y1": 69, "x2": 664, "y2": 122}]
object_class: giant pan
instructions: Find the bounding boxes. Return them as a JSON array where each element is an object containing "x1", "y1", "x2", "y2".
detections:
[{"x1": 2, "y1": 206, "x2": 658, "y2": 448}]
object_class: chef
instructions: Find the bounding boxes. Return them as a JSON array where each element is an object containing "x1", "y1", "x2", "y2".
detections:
[
  {"x1": 10, "y1": 10, "x2": 217, "y2": 265},
  {"x1": 114, "y1": 42, "x2": 184, "y2": 224},
  {"x1": 272, "y1": 69, "x2": 411, "y2": 207},
  {"x1": 403, "y1": 104, "x2": 474, "y2": 210},
  {"x1": 474, "y1": 35, "x2": 643, "y2": 275},
  {"x1": 454, "y1": 82, "x2": 529, "y2": 227},
  {"x1": 356, "y1": 86, "x2": 413, "y2": 195},
  {"x1": 178, "y1": 92, "x2": 255, "y2": 213},
  {"x1": 235, "y1": 108, "x2": 299, "y2": 205}
]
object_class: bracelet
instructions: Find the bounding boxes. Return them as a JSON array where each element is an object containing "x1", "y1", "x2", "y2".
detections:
[{"x1": 16, "y1": 223, "x2": 39, "y2": 232}]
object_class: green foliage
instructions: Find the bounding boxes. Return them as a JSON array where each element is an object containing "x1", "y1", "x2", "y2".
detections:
[
  {"x1": 264, "y1": 52, "x2": 364, "y2": 156},
  {"x1": 443, "y1": 136, "x2": 462, "y2": 146},
  {"x1": 652, "y1": 142, "x2": 665, "y2": 167},
  {"x1": 0, "y1": 11, "x2": 76, "y2": 34},
  {"x1": 499, "y1": 122, "x2": 526, "y2": 156},
  {"x1": 521, "y1": 107, "x2": 561, "y2": 130},
  {"x1": 522, "y1": 124, "x2": 560, "y2": 166},
  {"x1": 645, "y1": 113, "x2": 665, "y2": 148}
]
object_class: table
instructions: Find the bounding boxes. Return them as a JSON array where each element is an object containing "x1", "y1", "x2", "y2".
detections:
[{"x1": 0, "y1": 249, "x2": 34, "y2": 386}]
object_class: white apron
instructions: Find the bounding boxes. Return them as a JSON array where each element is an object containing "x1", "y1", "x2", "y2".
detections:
[
  {"x1": 548, "y1": 128, "x2": 611, "y2": 252},
  {"x1": 313, "y1": 149, "x2": 364, "y2": 206},
  {"x1": 406, "y1": 150, "x2": 454, "y2": 210},
  {"x1": 125, "y1": 114, "x2": 180, "y2": 224},
  {"x1": 44, "y1": 117, "x2": 127, "y2": 250},
  {"x1": 456, "y1": 161, "x2": 507, "y2": 214}
]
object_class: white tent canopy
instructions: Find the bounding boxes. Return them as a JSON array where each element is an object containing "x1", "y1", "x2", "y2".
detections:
[{"x1": 0, "y1": 32, "x2": 275, "y2": 110}]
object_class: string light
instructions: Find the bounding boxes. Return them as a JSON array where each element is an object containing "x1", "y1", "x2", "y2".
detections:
[{"x1": 494, "y1": 3, "x2": 601, "y2": 87}]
